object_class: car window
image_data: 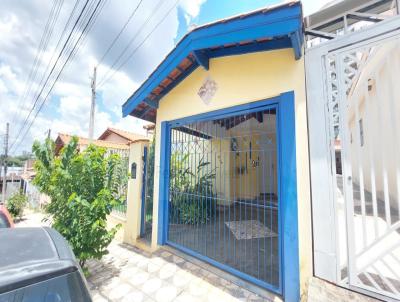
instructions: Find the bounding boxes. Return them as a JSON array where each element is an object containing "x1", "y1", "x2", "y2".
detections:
[
  {"x1": 0, "y1": 271, "x2": 91, "y2": 302},
  {"x1": 0, "y1": 213, "x2": 10, "y2": 228}
]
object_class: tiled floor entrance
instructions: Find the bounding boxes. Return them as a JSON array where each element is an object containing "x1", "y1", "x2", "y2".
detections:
[{"x1": 87, "y1": 242, "x2": 275, "y2": 302}]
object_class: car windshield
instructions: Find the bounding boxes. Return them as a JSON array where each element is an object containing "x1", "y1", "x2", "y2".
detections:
[
  {"x1": 0, "y1": 213, "x2": 10, "y2": 228},
  {"x1": 0, "y1": 271, "x2": 91, "y2": 302}
]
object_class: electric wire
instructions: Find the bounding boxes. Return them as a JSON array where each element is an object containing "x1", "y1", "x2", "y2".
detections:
[
  {"x1": 10, "y1": 0, "x2": 105, "y2": 152},
  {"x1": 97, "y1": 0, "x2": 169, "y2": 87},
  {"x1": 10, "y1": 0, "x2": 64, "y2": 129},
  {"x1": 98, "y1": 0, "x2": 180, "y2": 88},
  {"x1": 97, "y1": 0, "x2": 144, "y2": 67}
]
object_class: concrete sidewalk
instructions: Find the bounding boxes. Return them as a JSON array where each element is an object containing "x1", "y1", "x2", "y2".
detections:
[{"x1": 15, "y1": 210, "x2": 269, "y2": 302}]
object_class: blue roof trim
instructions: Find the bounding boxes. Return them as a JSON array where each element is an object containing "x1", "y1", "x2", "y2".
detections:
[{"x1": 122, "y1": 2, "x2": 303, "y2": 118}]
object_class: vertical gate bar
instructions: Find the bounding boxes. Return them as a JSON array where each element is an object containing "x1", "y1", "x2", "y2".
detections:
[
  {"x1": 211, "y1": 119, "x2": 214, "y2": 260},
  {"x1": 175, "y1": 128, "x2": 180, "y2": 245},
  {"x1": 262, "y1": 145, "x2": 267, "y2": 282},
  {"x1": 224, "y1": 132, "x2": 227, "y2": 264},
  {"x1": 214, "y1": 121, "x2": 220, "y2": 260},
  {"x1": 186, "y1": 127, "x2": 190, "y2": 247},
  {"x1": 354, "y1": 79, "x2": 368, "y2": 248},
  {"x1": 191, "y1": 122, "x2": 198, "y2": 253},
  {"x1": 256, "y1": 132, "x2": 261, "y2": 280},
  {"x1": 389, "y1": 55, "x2": 400, "y2": 221},
  {"x1": 337, "y1": 53, "x2": 357, "y2": 285},
  {"x1": 214, "y1": 119, "x2": 217, "y2": 260},
  {"x1": 180, "y1": 128, "x2": 184, "y2": 246},
  {"x1": 364, "y1": 83, "x2": 379, "y2": 238},
  {"x1": 233, "y1": 129, "x2": 237, "y2": 267},
  {"x1": 239, "y1": 145, "x2": 243, "y2": 272},
  {"x1": 374, "y1": 70, "x2": 392, "y2": 228},
  {"x1": 172, "y1": 128, "x2": 175, "y2": 242},
  {"x1": 189, "y1": 124, "x2": 193, "y2": 249},
  {"x1": 170, "y1": 129, "x2": 173, "y2": 239},
  {"x1": 200, "y1": 122, "x2": 204, "y2": 253},
  {"x1": 202, "y1": 121, "x2": 206, "y2": 256},
  {"x1": 325, "y1": 54, "x2": 343, "y2": 281},
  {"x1": 244, "y1": 121, "x2": 248, "y2": 275},
  {"x1": 208, "y1": 121, "x2": 212, "y2": 258},
  {"x1": 269, "y1": 124, "x2": 274, "y2": 284},
  {"x1": 194, "y1": 121, "x2": 199, "y2": 253},
  {"x1": 192, "y1": 123, "x2": 196, "y2": 251}
]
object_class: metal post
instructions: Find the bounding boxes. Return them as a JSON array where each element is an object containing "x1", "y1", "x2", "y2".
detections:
[
  {"x1": 89, "y1": 66, "x2": 97, "y2": 140},
  {"x1": 2, "y1": 123, "x2": 9, "y2": 203},
  {"x1": 397, "y1": 0, "x2": 400, "y2": 15}
]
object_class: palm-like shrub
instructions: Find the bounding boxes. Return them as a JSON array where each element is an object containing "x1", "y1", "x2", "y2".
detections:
[{"x1": 169, "y1": 153, "x2": 216, "y2": 225}]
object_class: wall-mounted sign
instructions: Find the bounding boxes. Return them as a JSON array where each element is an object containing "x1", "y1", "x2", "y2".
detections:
[{"x1": 198, "y1": 76, "x2": 217, "y2": 105}]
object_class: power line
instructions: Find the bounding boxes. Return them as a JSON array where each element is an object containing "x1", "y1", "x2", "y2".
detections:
[
  {"x1": 10, "y1": 0, "x2": 64, "y2": 129},
  {"x1": 9, "y1": 0, "x2": 95, "y2": 152},
  {"x1": 97, "y1": 0, "x2": 144, "y2": 67},
  {"x1": 32, "y1": 0, "x2": 83, "y2": 106},
  {"x1": 10, "y1": 0, "x2": 107, "y2": 153},
  {"x1": 97, "y1": 0, "x2": 168, "y2": 87}
]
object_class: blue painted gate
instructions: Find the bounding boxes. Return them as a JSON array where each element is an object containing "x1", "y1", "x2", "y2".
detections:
[{"x1": 158, "y1": 92, "x2": 299, "y2": 300}]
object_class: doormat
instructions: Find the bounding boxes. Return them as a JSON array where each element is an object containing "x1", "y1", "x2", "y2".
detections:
[{"x1": 225, "y1": 220, "x2": 277, "y2": 240}]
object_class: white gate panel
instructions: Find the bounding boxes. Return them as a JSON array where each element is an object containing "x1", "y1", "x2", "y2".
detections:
[{"x1": 307, "y1": 16, "x2": 400, "y2": 301}]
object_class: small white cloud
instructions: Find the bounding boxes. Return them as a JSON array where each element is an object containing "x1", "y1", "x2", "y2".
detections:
[{"x1": 179, "y1": 0, "x2": 206, "y2": 20}]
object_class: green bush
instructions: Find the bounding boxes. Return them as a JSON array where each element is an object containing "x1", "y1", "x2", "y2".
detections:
[
  {"x1": 32, "y1": 137, "x2": 123, "y2": 268},
  {"x1": 7, "y1": 191, "x2": 27, "y2": 219}
]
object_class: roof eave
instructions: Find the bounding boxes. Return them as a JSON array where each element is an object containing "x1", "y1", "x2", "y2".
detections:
[{"x1": 122, "y1": 2, "x2": 303, "y2": 119}]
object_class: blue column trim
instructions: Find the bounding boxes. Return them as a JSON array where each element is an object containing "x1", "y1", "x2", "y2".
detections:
[
  {"x1": 279, "y1": 91, "x2": 299, "y2": 301},
  {"x1": 157, "y1": 121, "x2": 170, "y2": 245}
]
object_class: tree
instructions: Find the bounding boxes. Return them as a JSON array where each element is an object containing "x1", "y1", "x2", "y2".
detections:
[{"x1": 32, "y1": 137, "x2": 123, "y2": 268}]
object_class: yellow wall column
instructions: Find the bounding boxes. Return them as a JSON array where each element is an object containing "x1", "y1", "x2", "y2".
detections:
[{"x1": 124, "y1": 141, "x2": 147, "y2": 245}]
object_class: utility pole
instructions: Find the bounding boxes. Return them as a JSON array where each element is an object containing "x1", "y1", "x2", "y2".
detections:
[
  {"x1": 2, "y1": 123, "x2": 9, "y2": 204},
  {"x1": 89, "y1": 66, "x2": 97, "y2": 140},
  {"x1": 47, "y1": 129, "x2": 51, "y2": 140}
]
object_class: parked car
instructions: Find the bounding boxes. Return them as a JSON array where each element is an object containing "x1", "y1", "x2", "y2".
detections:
[
  {"x1": 0, "y1": 227, "x2": 92, "y2": 301},
  {"x1": 0, "y1": 204, "x2": 13, "y2": 228}
]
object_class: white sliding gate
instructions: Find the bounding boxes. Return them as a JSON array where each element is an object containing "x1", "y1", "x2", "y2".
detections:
[{"x1": 307, "y1": 16, "x2": 400, "y2": 301}]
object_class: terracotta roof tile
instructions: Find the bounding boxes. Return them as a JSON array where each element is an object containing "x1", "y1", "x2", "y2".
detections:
[
  {"x1": 97, "y1": 127, "x2": 148, "y2": 142},
  {"x1": 57, "y1": 133, "x2": 130, "y2": 150}
]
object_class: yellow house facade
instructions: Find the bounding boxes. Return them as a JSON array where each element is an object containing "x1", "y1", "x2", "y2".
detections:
[{"x1": 122, "y1": 2, "x2": 311, "y2": 301}]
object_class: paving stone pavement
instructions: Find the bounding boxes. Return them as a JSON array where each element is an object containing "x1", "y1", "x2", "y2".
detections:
[
  {"x1": 15, "y1": 210, "x2": 271, "y2": 301},
  {"x1": 86, "y1": 242, "x2": 270, "y2": 302}
]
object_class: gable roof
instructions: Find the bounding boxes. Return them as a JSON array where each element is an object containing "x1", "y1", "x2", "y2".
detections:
[
  {"x1": 122, "y1": 1, "x2": 303, "y2": 122},
  {"x1": 97, "y1": 127, "x2": 148, "y2": 142}
]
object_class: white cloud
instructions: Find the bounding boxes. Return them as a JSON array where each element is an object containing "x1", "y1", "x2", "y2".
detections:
[
  {"x1": 0, "y1": 0, "x2": 183, "y2": 154},
  {"x1": 179, "y1": 0, "x2": 206, "y2": 20}
]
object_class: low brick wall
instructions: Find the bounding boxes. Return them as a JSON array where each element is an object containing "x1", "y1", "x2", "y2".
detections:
[{"x1": 307, "y1": 277, "x2": 380, "y2": 302}]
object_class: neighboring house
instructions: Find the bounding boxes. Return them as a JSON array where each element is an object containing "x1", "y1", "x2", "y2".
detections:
[
  {"x1": 21, "y1": 160, "x2": 50, "y2": 208},
  {"x1": 97, "y1": 127, "x2": 149, "y2": 144},
  {"x1": 55, "y1": 133, "x2": 129, "y2": 155},
  {"x1": 121, "y1": 2, "x2": 310, "y2": 301},
  {"x1": 0, "y1": 167, "x2": 24, "y2": 201}
]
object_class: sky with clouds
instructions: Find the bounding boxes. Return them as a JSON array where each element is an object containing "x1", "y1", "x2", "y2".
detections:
[{"x1": 0, "y1": 0, "x2": 329, "y2": 155}]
